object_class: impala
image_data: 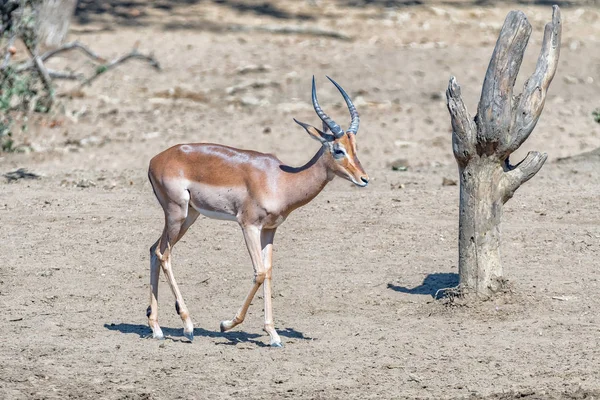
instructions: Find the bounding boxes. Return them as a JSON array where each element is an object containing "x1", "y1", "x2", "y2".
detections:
[{"x1": 147, "y1": 76, "x2": 369, "y2": 346}]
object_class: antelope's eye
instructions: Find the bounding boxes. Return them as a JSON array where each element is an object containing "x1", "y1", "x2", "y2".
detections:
[{"x1": 333, "y1": 148, "x2": 346, "y2": 158}]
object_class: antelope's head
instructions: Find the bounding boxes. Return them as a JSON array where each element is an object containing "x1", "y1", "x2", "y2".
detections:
[{"x1": 294, "y1": 76, "x2": 370, "y2": 187}]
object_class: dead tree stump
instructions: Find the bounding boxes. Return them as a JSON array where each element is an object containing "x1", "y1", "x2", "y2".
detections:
[
  {"x1": 446, "y1": 6, "x2": 562, "y2": 298},
  {"x1": 36, "y1": 0, "x2": 77, "y2": 48}
]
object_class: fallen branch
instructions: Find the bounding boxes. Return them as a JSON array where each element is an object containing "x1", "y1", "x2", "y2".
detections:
[
  {"x1": 47, "y1": 68, "x2": 82, "y2": 80},
  {"x1": 11, "y1": 41, "x2": 161, "y2": 86},
  {"x1": 42, "y1": 41, "x2": 105, "y2": 62},
  {"x1": 80, "y1": 48, "x2": 160, "y2": 87},
  {"x1": 14, "y1": 40, "x2": 106, "y2": 72}
]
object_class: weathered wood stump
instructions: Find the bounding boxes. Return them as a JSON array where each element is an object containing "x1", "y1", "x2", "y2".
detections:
[
  {"x1": 446, "y1": 6, "x2": 562, "y2": 298},
  {"x1": 36, "y1": 0, "x2": 78, "y2": 48}
]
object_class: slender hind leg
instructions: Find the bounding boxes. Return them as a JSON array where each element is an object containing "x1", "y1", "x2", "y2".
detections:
[
  {"x1": 159, "y1": 206, "x2": 200, "y2": 340},
  {"x1": 220, "y1": 226, "x2": 266, "y2": 336},
  {"x1": 147, "y1": 192, "x2": 200, "y2": 341},
  {"x1": 148, "y1": 240, "x2": 163, "y2": 339}
]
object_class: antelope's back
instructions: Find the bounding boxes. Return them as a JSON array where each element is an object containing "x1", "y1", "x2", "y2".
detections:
[{"x1": 149, "y1": 143, "x2": 282, "y2": 188}]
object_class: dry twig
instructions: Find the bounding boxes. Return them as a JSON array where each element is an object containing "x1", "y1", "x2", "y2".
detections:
[
  {"x1": 14, "y1": 40, "x2": 106, "y2": 72},
  {"x1": 11, "y1": 41, "x2": 161, "y2": 84},
  {"x1": 46, "y1": 68, "x2": 81, "y2": 80},
  {"x1": 80, "y1": 48, "x2": 160, "y2": 87}
]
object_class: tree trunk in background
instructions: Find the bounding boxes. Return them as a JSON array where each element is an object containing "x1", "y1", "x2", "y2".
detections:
[
  {"x1": 446, "y1": 6, "x2": 562, "y2": 298},
  {"x1": 36, "y1": 0, "x2": 77, "y2": 48}
]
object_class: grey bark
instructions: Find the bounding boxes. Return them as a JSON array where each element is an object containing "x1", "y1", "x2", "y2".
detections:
[
  {"x1": 36, "y1": 0, "x2": 77, "y2": 48},
  {"x1": 446, "y1": 6, "x2": 562, "y2": 298}
]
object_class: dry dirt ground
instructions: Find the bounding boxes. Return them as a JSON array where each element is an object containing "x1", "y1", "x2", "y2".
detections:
[{"x1": 1, "y1": 1, "x2": 600, "y2": 399}]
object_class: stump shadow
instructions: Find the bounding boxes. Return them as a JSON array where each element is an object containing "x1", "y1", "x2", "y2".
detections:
[{"x1": 387, "y1": 272, "x2": 459, "y2": 298}]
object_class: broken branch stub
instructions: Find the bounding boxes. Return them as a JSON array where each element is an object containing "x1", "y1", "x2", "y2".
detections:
[
  {"x1": 445, "y1": 6, "x2": 561, "y2": 297},
  {"x1": 446, "y1": 76, "x2": 476, "y2": 166},
  {"x1": 506, "y1": 7, "x2": 562, "y2": 155},
  {"x1": 477, "y1": 10, "x2": 532, "y2": 156}
]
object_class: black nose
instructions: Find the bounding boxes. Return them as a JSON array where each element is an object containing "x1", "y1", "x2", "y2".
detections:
[{"x1": 361, "y1": 176, "x2": 369, "y2": 184}]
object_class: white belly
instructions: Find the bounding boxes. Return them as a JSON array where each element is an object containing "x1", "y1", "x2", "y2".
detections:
[
  {"x1": 196, "y1": 207, "x2": 237, "y2": 222},
  {"x1": 186, "y1": 181, "x2": 241, "y2": 222}
]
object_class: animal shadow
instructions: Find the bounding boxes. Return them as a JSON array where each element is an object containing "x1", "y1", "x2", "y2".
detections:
[
  {"x1": 387, "y1": 272, "x2": 459, "y2": 298},
  {"x1": 104, "y1": 323, "x2": 313, "y2": 346}
]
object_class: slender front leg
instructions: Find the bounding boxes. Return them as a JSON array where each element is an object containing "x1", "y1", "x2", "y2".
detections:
[
  {"x1": 147, "y1": 241, "x2": 164, "y2": 339},
  {"x1": 261, "y1": 228, "x2": 281, "y2": 346},
  {"x1": 220, "y1": 226, "x2": 266, "y2": 337}
]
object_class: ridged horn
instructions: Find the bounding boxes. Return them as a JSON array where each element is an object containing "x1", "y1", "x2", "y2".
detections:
[
  {"x1": 312, "y1": 76, "x2": 344, "y2": 138},
  {"x1": 327, "y1": 76, "x2": 359, "y2": 135}
]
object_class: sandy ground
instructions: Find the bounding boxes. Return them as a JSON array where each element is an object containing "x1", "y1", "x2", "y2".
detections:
[{"x1": 1, "y1": 1, "x2": 600, "y2": 398}]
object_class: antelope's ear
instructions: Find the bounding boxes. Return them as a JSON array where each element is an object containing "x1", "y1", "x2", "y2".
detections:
[{"x1": 293, "y1": 118, "x2": 335, "y2": 143}]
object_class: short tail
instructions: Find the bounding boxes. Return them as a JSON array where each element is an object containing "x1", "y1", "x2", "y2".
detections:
[{"x1": 148, "y1": 169, "x2": 160, "y2": 203}]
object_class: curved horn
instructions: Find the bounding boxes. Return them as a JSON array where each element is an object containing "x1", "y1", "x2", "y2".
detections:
[
  {"x1": 327, "y1": 76, "x2": 360, "y2": 135},
  {"x1": 312, "y1": 76, "x2": 344, "y2": 138}
]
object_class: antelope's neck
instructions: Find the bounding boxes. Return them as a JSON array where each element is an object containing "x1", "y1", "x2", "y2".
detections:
[{"x1": 280, "y1": 146, "x2": 333, "y2": 214}]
